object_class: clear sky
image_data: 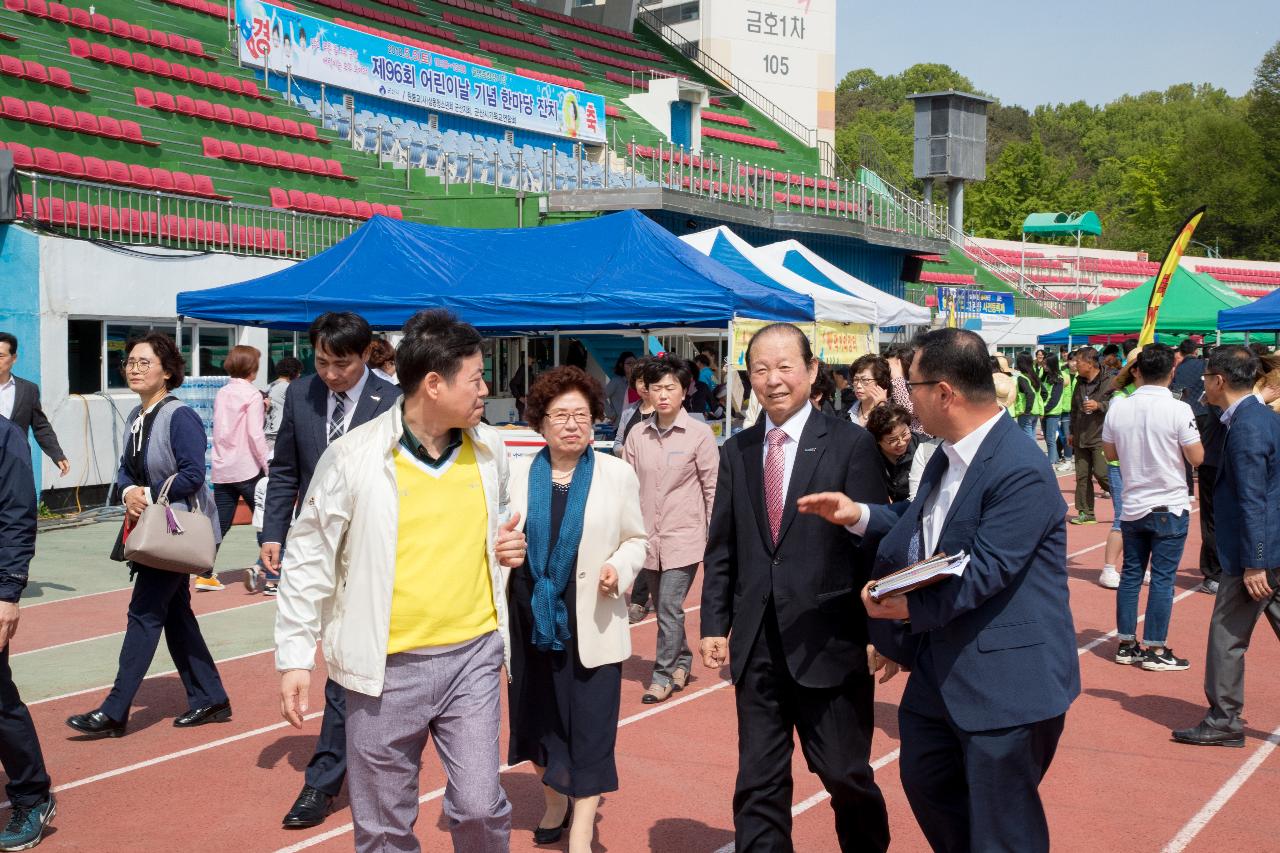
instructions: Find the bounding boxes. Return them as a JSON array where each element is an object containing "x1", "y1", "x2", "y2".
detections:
[{"x1": 837, "y1": 0, "x2": 1278, "y2": 109}]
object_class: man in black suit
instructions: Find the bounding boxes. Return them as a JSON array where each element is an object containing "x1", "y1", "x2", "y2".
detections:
[
  {"x1": 701, "y1": 323, "x2": 890, "y2": 852},
  {"x1": 0, "y1": 334, "x2": 69, "y2": 479},
  {"x1": 259, "y1": 313, "x2": 401, "y2": 830}
]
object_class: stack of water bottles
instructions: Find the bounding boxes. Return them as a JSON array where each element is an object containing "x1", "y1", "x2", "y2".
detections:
[{"x1": 174, "y1": 377, "x2": 232, "y2": 482}]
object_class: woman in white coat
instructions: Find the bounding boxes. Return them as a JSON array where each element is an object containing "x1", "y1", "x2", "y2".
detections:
[{"x1": 506, "y1": 366, "x2": 647, "y2": 853}]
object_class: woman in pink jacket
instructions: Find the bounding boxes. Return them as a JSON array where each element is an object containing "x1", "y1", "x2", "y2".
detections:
[{"x1": 211, "y1": 345, "x2": 269, "y2": 563}]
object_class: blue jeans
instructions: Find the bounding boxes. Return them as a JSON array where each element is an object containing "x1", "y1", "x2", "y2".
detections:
[
  {"x1": 1042, "y1": 416, "x2": 1062, "y2": 465},
  {"x1": 1016, "y1": 414, "x2": 1037, "y2": 443},
  {"x1": 1108, "y1": 465, "x2": 1124, "y2": 531},
  {"x1": 1117, "y1": 511, "x2": 1190, "y2": 646},
  {"x1": 1058, "y1": 413, "x2": 1073, "y2": 461}
]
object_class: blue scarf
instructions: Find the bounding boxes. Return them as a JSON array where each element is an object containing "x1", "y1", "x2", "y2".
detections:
[{"x1": 526, "y1": 447, "x2": 594, "y2": 652}]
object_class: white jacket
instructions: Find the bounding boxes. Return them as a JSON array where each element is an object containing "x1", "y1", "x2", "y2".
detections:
[
  {"x1": 506, "y1": 452, "x2": 648, "y2": 668},
  {"x1": 274, "y1": 403, "x2": 513, "y2": 697}
]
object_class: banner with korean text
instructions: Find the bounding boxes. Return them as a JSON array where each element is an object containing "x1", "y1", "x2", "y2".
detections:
[
  {"x1": 731, "y1": 319, "x2": 872, "y2": 366},
  {"x1": 236, "y1": 1, "x2": 606, "y2": 143}
]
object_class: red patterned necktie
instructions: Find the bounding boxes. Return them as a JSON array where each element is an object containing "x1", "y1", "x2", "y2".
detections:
[{"x1": 765, "y1": 427, "x2": 787, "y2": 544}]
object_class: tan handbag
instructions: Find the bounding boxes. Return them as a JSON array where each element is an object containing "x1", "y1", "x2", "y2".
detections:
[{"x1": 122, "y1": 475, "x2": 217, "y2": 574}]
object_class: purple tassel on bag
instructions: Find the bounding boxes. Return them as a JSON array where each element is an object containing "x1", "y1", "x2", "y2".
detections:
[{"x1": 165, "y1": 506, "x2": 185, "y2": 536}]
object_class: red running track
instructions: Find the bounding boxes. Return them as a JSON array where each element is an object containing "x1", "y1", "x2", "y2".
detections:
[{"x1": 8, "y1": 473, "x2": 1280, "y2": 851}]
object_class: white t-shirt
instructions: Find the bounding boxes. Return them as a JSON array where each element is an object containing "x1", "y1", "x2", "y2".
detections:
[{"x1": 1101, "y1": 385, "x2": 1201, "y2": 521}]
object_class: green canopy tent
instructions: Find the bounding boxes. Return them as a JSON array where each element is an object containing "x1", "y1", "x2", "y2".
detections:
[
  {"x1": 1022, "y1": 211, "x2": 1102, "y2": 300},
  {"x1": 1069, "y1": 267, "x2": 1248, "y2": 337}
]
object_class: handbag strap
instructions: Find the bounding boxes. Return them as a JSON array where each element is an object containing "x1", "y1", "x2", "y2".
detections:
[{"x1": 155, "y1": 474, "x2": 179, "y2": 506}]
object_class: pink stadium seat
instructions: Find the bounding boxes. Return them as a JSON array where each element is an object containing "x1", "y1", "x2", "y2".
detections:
[
  {"x1": 269, "y1": 187, "x2": 289, "y2": 208},
  {"x1": 148, "y1": 29, "x2": 168, "y2": 48},
  {"x1": 188, "y1": 67, "x2": 207, "y2": 86},
  {"x1": 184, "y1": 37, "x2": 203, "y2": 57},
  {"x1": 128, "y1": 164, "x2": 154, "y2": 188},
  {"x1": 0, "y1": 96, "x2": 24, "y2": 120},
  {"x1": 265, "y1": 115, "x2": 284, "y2": 134},
  {"x1": 238, "y1": 144, "x2": 260, "y2": 165},
  {"x1": 110, "y1": 18, "x2": 130, "y2": 39},
  {"x1": 47, "y1": 1, "x2": 68, "y2": 22},
  {"x1": 7, "y1": 142, "x2": 33, "y2": 168},
  {"x1": 33, "y1": 147, "x2": 60, "y2": 174},
  {"x1": 206, "y1": 71, "x2": 224, "y2": 90},
  {"x1": 194, "y1": 99, "x2": 214, "y2": 120},
  {"x1": 105, "y1": 160, "x2": 130, "y2": 184},
  {"x1": 83, "y1": 156, "x2": 109, "y2": 182},
  {"x1": 132, "y1": 53, "x2": 153, "y2": 74},
  {"x1": 242, "y1": 80, "x2": 261, "y2": 98},
  {"x1": 87, "y1": 42, "x2": 110, "y2": 63},
  {"x1": 370, "y1": 202, "x2": 389, "y2": 217},
  {"x1": 48, "y1": 67, "x2": 77, "y2": 90},
  {"x1": 212, "y1": 103, "x2": 232, "y2": 124},
  {"x1": 249, "y1": 112, "x2": 267, "y2": 131},
  {"x1": 275, "y1": 151, "x2": 296, "y2": 171},
  {"x1": 305, "y1": 192, "x2": 325, "y2": 213},
  {"x1": 207, "y1": 222, "x2": 229, "y2": 245},
  {"x1": 134, "y1": 87, "x2": 155, "y2": 109},
  {"x1": 339, "y1": 198, "x2": 358, "y2": 217},
  {"x1": 67, "y1": 37, "x2": 89, "y2": 58},
  {"x1": 95, "y1": 205, "x2": 122, "y2": 234},
  {"x1": 37, "y1": 197, "x2": 66, "y2": 225},
  {"x1": 88, "y1": 13, "x2": 109, "y2": 33},
  {"x1": 307, "y1": 155, "x2": 325, "y2": 174},
  {"x1": 151, "y1": 169, "x2": 174, "y2": 191},
  {"x1": 0, "y1": 55, "x2": 22, "y2": 77},
  {"x1": 154, "y1": 91, "x2": 176, "y2": 112},
  {"x1": 26, "y1": 0, "x2": 48, "y2": 17},
  {"x1": 224, "y1": 77, "x2": 243, "y2": 96},
  {"x1": 287, "y1": 189, "x2": 307, "y2": 209},
  {"x1": 299, "y1": 123, "x2": 318, "y2": 141},
  {"x1": 34, "y1": 102, "x2": 60, "y2": 126},
  {"x1": 151, "y1": 57, "x2": 172, "y2": 78},
  {"x1": 192, "y1": 174, "x2": 221, "y2": 198},
  {"x1": 171, "y1": 172, "x2": 196, "y2": 194},
  {"x1": 325, "y1": 159, "x2": 344, "y2": 178},
  {"x1": 201, "y1": 137, "x2": 220, "y2": 158},
  {"x1": 221, "y1": 140, "x2": 241, "y2": 161},
  {"x1": 119, "y1": 120, "x2": 146, "y2": 144},
  {"x1": 109, "y1": 47, "x2": 131, "y2": 67},
  {"x1": 354, "y1": 200, "x2": 373, "y2": 219},
  {"x1": 56, "y1": 151, "x2": 84, "y2": 177},
  {"x1": 21, "y1": 60, "x2": 46, "y2": 83},
  {"x1": 168, "y1": 63, "x2": 189, "y2": 83},
  {"x1": 282, "y1": 119, "x2": 301, "y2": 137},
  {"x1": 69, "y1": 7, "x2": 90, "y2": 28},
  {"x1": 98, "y1": 116, "x2": 122, "y2": 139},
  {"x1": 230, "y1": 107, "x2": 251, "y2": 126},
  {"x1": 257, "y1": 148, "x2": 277, "y2": 168},
  {"x1": 130, "y1": 24, "x2": 149, "y2": 43}
]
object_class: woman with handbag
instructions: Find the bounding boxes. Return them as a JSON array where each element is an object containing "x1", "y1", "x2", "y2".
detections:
[
  {"x1": 65, "y1": 333, "x2": 231, "y2": 738},
  {"x1": 506, "y1": 367, "x2": 647, "y2": 851}
]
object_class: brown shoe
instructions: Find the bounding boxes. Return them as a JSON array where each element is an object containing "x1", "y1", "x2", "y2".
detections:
[
  {"x1": 641, "y1": 682, "x2": 672, "y2": 704},
  {"x1": 671, "y1": 667, "x2": 689, "y2": 691}
]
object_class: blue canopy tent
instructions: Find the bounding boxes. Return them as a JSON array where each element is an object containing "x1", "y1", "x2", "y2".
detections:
[
  {"x1": 1218, "y1": 288, "x2": 1280, "y2": 332},
  {"x1": 176, "y1": 210, "x2": 814, "y2": 333}
]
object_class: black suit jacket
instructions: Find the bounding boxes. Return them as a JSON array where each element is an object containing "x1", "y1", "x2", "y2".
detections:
[
  {"x1": 262, "y1": 371, "x2": 401, "y2": 544},
  {"x1": 702, "y1": 408, "x2": 888, "y2": 688},
  {"x1": 0, "y1": 416, "x2": 36, "y2": 604},
  {"x1": 7, "y1": 376, "x2": 64, "y2": 463}
]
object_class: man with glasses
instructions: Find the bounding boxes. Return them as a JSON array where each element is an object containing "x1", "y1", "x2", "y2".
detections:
[
  {"x1": 0, "y1": 333, "x2": 69, "y2": 481},
  {"x1": 1174, "y1": 346, "x2": 1280, "y2": 748}
]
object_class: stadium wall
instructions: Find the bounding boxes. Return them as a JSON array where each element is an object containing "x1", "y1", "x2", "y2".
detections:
[{"x1": 0, "y1": 224, "x2": 44, "y2": 491}]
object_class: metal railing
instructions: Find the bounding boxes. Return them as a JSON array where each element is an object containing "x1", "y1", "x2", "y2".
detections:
[
  {"x1": 16, "y1": 173, "x2": 361, "y2": 259},
  {"x1": 903, "y1": 286, "x2": 1091, "y2": 321},
  {"x1": 635, "y1": 7, "x2": 817, "y2": 149}
]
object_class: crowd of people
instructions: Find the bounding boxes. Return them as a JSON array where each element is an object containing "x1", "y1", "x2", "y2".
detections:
[{"x1": 0, "y1": 315, "x2": 1277, "y2": 852}]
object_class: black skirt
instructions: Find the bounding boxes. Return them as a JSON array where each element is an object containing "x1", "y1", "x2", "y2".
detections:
[{"x1": 507, "y1": 482, "x2": 622, "y2": 797}]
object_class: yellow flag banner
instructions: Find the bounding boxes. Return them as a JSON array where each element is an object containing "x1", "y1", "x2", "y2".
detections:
[{"x1": 1138, "y1": 207, "x2": 1206, "y2": 347}]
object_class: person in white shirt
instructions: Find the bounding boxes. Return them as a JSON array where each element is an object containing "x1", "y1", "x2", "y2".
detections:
[{"x1": 1101, "y1": 343, "x2": 1204, "y2": 672}]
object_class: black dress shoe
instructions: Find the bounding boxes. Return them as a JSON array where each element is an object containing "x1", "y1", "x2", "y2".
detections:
[
  {"x1": 173, "y1": 701, "x2": 232, "y2": 727},
  {"x1": 283, "y1": 785, "x2": 334, "y2": 829},
  {"x1": 533, "y1": 803, "x2": 572, "y2": 845},
  {"x1": 65, "y1": 710, "x2": 127, "y2": 738},
  {"x1": 1172, "y1": 721, "x2": 1244, "y2": 748}
]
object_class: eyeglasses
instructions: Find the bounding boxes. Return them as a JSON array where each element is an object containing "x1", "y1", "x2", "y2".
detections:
[
  {"x1": 122, "y1": 358, "x2": 155, "y2": 373},
  {"x1": 905, "y1": 380, "x2": 943, "y2": 393},
  {"x1": 851, "y1": 377, "x2": 877, "y2": 386},
  {"x1": 1202, "y1": 372, "x2": 1223, "y2": 379},
  {"x1": 545, "y1": 411, "x2": 592, "y2": 427}
]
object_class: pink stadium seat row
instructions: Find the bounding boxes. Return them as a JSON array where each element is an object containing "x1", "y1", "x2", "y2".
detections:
[
  {"x1": 201, "y1": 136, "x2": 353, "y2": 181},
  {"x1": 739, "y1": 165, "x2": 838, "y2": 190},
  {"x1": 540, "y1": 26, "x2": 664, "y2": 62},
  {"x1": 572, "y1": 47, "x2": 668, "y2": 76},
  {"x1": 68, "y1": 38, "x2": 270, "y2": 101},
  {"x1": 1196, "y1": 265, "x2": 1280, "y2": 285},
  {"x1": 919, "y1": 271, "x2": 978, "y2": 285},
  {"x1": 1101, "y1": 279, "x2": 1141, "y2": 290},
  {"x1": 514, "y1": 67, "x2": 589, "y2": 91},
  {"x1": 5, "y1": 0, "x2": 212, "y2": 61},
  {"x1": 702, "y1": 110, "x2": 753, "y2": 129},
  {"x1": 1233, "y1": 287, "x2": 1273, "y2": 299},
  {"x1": 668, "y1": 174, "x2": 755, "y2": 199},
  {"x1": 0, "y1": 53, "x2": 87, "y2": 92},
  {"x1": 627, "y1": 143, "x2": 720, "y2": 171},
  {"x1": 771, "y1": 190, "x2": 856, "y2": 214},
  {"x1": 701, "y1": 126, "x2": 781, "y2": 151},
  {"x1": 604, "y1": 71, "x2": 646, "y2": 88},
  {"x1": 333, "y1": 20, "x2": 489, "y2": 66},
  {"x1": 0, "y1": 32, "x2": 16, "y2": 42},
  {"x1": 150, "y1": 0, "x2": 240, "y2": 20},
  {"x1": 0, "y1": 96, "x2": 155, "y2": 145},
  {"x1": 133, "y1": 87, "x2": 323, "y2": 142},
  {"x1": 1, "y1": 140, "x2": 229, "y2": 199},
  {"x1": 367, "y1": 0, "x2": 414, "y2": 12},
  {"x1": 1077, "y1": 257, "x2": 1160, "y2": 275},
  {"x1": 512, "y1": 1, "x2": 637, "y2": 42},
  {"x1": 919, "y1": 255, "x2": 947, "y2": 264},
  {"x1": 604, "y1": 104, "x2": 622, "y2": 119},
  {"x1": 436, "y1": 0, "x2": 519, "y2": 24},
  {"x1": 313, "y1": 0, "x2": 458, "y2": 43},
  {"x1": 268, "y1": 186, "x2": 402, "y2": 220},
  {"x1": 442, "y1": 11, "x2": 550, "y2": 48},
  {"x1": 477, "y1": 40, "x2": 584, "y2": 74}
]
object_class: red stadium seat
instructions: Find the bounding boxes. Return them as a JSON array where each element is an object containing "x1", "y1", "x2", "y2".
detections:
[
  {"x1": 110, "y1": 18, "x2": 130, "y2": 39},
  {"x1": 88, "y1": 13, "x2": 109, "y2": 33},
  {"x1": 194, "y1": 100, "x2": 214, "y2": 120},
  {"x1": 128, "y1": 164, "x2": 154, "y2": 188},
  {"x1": 299, "y1": 123, "x2": 318, "y2": 141},
  {"x1": 151, "y1": 169, "x2": 174, "y2": 191},
  {"x1": 34, "y1": 102, "x2": 60, "y2": 126},
  {"x1": 184, "y1": 37, "x2": 203, "y2": 57},
  {"x1": 0, "y1": 96, "x2": 26, "y2": 121},
  {"x1": 88, "y1": 43, "x2": 110, "y2": 64},
  {"x1": 370, "y1": 202, "x2": 389, "y2": 217},
  {"x1": 188, "y1": 67, "x2": 207, "y2": 87},
  {"x1": 242, "y1": 80, "x2": 261, "y2": 98},
  {"x1": 287, "y1": 189, "x2": 307, "y2": 209},
  {"x1": 339, "y1": 197, "x2": 358, "y2": 217},
  {"x1": 224, "y1": 77, "x2": 243, "y2": 96},
  {"x1": 0, "y1": 55, "x2": 22, "y2": 77},
  {"x1": 207, "y1": 222, "x2": 229, "y2": 245},
  {"x1": 109, "y1": 48, "x2": 131, "y2": 67},
  {"x1": 6, "y1": 142, "x2": 33, "y2": 168},
  {"x1": 130, "y1": 24, "x2": 148, "y2": 43},
  {"x1": 257, "y1": 148, "x2": 277, "y2": 168},
  {"x1": 307, "y1": 155, "x2": 326, "y2": 174},
  {"x1": 47, "y1": 1, "x2": 68, "y2": 22},
  {"x1": 192, "y1": 174, "x2": 221, "y2": 198},
  {"x1": 201, "y1": 136, "x2": 221, "y2": 158},
  {"x1": 134, "y1": 87, "x2": 155, "y2": 109},
  {"x1": 269, "y1": 187, "x2": 289, "y2": 208},
  {"x1": 386, "y1": 206, "x2": 403, "y2": 220},
  {"x1": 119, "y1": 120, "x2": 146, "y2": 144},
  {"x1": 56, "y1": 151, "x2": 84, "y2": 177},
  {"x1": 36, "y1": 197, "x2": 66, "y2": 225},
  {"x1": 98, "y1": 116, "x2": 122, "y2": 139},
  {"x1": 33, "y1": 147, "x2": 60, "y2": 174},
  {"x1": 83, "y1": 156, "x2": 109, "y2": 182},
  {"x1": 354, "y1": 200, "x2": 373, "y2": 219},
  {"x1": 48, "y1": 67, "x2": 78, "y2": 90},
  {"x1": 219, "y1": 140, "x2": 240, "y2": 161},
  {"x1": 148, "y1": 29, "x2": 168, "y2": 48},
  {"x1": 238, "y1": 144, "x2": 260, "y2": 165},
  {"x1": 305, "y1": 192, "x2": 325, "y2": 213},
  {"x1": 26, "y1": 0, "x2": 48, "y2": 17},
  {"x1": 21, "y1": 60, "x2": 47, "y2": 84},
  {"x1": 249, "y1": 112, "x2": 267, "y2": 131},
  {"x1": 69, "y1": 7, "x2": 90, "y2": 28},
  {"x1": 174, "y1": 95, "x2": 195, "y2": 114},
  {"x1": 171, "y1": 172, "x2": 196, "y2": 194},
  {"x1": 325, "y1": 159, "x2": 344, "y2": 178},
  {"x1": 212, "y1": 103, "x2": 232, "y2": 124},
  {"x1": 206, "y1": 71, "x2": 224, "y2": 90},
  {"x1": 275, "y1": 151, "x2": 295, "y2": 171},
  {"x1": 154, "y1": 91, "x2": 177, "y2": 112},
  {"x1": 266, "y1": 115, "x2": 284, "y2": 134},
  {"x1": 150, "y1": 57, "x2": 172, "y2": 78},
  {"x1": 282, "y1": 119, "x2": 301, "y2": 137},
  {"x1": 67, "y1": 37, "x2": 89, "y2": 58},
  {"x1": 168, "y1": 63, "x2": 189, "y2": 83},
  {"x1": 230, "y1": 107, "x2": 251, "y2": 126},
  {"x1": 132, "y1": 53, "x2": 153, "y2": 74},
  {"x1": 106, "y1": 160, "x2": 130, "y2": 184},
  {"x1": 95, "y1": 205, "x2": 122, "y2": 234}
]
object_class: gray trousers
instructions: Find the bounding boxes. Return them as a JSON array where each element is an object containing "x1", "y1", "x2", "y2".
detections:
[
  {"x1": 1204, "y1": 572, "x2": 1280, "y2": 734},
  {"x1": 346, "y1": 632, "x2": 511, "y2": 853},
  {"x1": 652, "y1": 563, "x2": 696, "y2": 688}
]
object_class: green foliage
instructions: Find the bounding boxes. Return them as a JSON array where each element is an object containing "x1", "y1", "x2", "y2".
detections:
[{"x1": 835, "y1": 47, "x2": 1280, "y2": 260}]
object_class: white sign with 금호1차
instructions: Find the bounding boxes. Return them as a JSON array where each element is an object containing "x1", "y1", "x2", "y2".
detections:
[{"x1": 235, "y1": 0, "x2": 607, "y2": 144}]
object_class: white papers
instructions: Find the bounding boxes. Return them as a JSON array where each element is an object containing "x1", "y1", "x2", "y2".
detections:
[{"x1": 869, "y1": 551, "x2": 969, "y2": 602}]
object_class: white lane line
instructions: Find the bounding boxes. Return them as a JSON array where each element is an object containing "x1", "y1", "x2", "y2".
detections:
[
  {"x1": 21, "y1": 585, "x2": 134, "y2": 609},
  {"x1": 1076, "y1": 587, "x2": 1199, "y2": 657},
  {"x1": 13, "y1": 600, "x2": 276, "y2": 658},
  {"x1": 1161, "y1": 723, "x2": 1280, "y2": 853},
  {"x1": 273, "y1": 678, "x2": 736, "y2": 853},
  {"x1": 29, "y1": 647, "x2": 276, "y2": 706}
]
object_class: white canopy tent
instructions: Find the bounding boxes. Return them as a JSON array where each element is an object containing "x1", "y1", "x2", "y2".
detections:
[{"x1": 755, "y1": 239, "x2": 932, "y2": 328}]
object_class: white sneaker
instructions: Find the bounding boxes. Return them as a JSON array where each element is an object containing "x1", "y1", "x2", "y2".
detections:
[{"x1": 1099, "y1": 566, "x2": 1121, "y2": 589}]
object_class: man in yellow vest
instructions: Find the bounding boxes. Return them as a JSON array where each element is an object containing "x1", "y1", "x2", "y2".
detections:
[{"x1": 274, "y1": 309, "x2": 528, "y2": 852}]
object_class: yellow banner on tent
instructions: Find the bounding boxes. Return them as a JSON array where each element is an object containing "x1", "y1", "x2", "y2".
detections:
[
  {"x1": 1138, "y1": 206, "x2": 1206, "y2": 348},
  {"x1": 730, "y1": 319, "x2": 874, "y2": 367}
]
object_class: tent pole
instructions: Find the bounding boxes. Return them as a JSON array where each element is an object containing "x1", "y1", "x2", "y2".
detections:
[
  {"x1": 1216, "y1": 330, "x2": 1221, "y2": 346},
  {"x1": 725, "y1": 323, "x2": 734, "y2": 439},
  {"x1": 553, "y1": 331, "x2": 560, "y2": 367},
  {"x1": 522, "y1": 336, "x2": 528, "y2": 423}
]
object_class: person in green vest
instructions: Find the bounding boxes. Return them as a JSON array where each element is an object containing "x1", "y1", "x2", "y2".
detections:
[
  {"x1": 1060, "y1": 351, "x2": 1079, "y2": 468},
  {"x1": 1039, "y1": 353, "x2": 1070, "y2": 469},
  {"x1": 1013, "y1": 351, "x2": 1044, "y2": 445},
  {"x1": 1098, "y1": 360, "x2": 1137, "y2": 589}
]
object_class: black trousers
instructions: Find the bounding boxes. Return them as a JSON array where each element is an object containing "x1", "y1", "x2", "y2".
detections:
[
  {"x1": 1198, "y1": 465, "x2": 1222, "y2": 581},
  {"x1": 100, "y1": 566, "x2": 228, "y2": 722},
  {"x1": 0, "y1": 646, "x2": 51, "y2": 808},
  {"x1": 630, "y1": 568, "x2": 654, "y2": 611},
  {"x1": 303, "y1": 678, "x2": 347, "y2": 796},
  {"x1": 733, "y1": 605, "x2": 889, "y2": 853},
  {"x1": 899, "y1": 673, "x2": 1064, "y2": 853},
  {"x1": 213, "y1": 475, "x2": 262, "y2": 540}
]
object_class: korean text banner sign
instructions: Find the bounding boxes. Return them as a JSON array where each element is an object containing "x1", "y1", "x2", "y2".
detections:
[
  {"x1": 935, "y1": 287, "x2": 1015, "y2": 317},
  {"x1": 236, "y1": 1, "x2": 606, "y2": 143}
]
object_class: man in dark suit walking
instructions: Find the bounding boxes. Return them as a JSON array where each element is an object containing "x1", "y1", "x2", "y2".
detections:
[
  {"x1": 259, "y1": 313, "x2": 401, "y2": 830},
  {"x1": 0, "y1": 334, "x2": 69, "y2": 479},
  {"x1": 701, "y1": 323, "x2": 890, "y2": 852},
  {"x1": 800, "y1": 328, "x2": 1079, "y2": 853},
  {"x1": 1173, "y1": 346, "x2": 1280, "y2": 748}
]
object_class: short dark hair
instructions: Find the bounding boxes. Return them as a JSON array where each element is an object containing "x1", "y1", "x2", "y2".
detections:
[
  {"x1": 642, "y1": 354, "x2": 691, "y2": 389},
  {"x1": 1178, "y1": 338, "x2": 1200, "y2": 357},
  {"x1": 613, "y1": 351, "x2": 637, "y2": 377},
  {"x1": 628, "y1": 356, "x2": 650, "y2": 386},
  {"x1": 866, "y1": 404, "x2": 912, "y2": 441},
  {"x1": 274, "y1": 356, "x2": 304, "y2": 380},
  {"x1": 367, "y1": 338, "x2": 396, "y2": 370},
  {"x1": 0, "y1": 332, "x2": 16, "y2": 356},
  {"x1": 745, "y1": 323, "x2": 812, "y2": 368},
  {"x1": 309, "y1": 311, "x2": 372, "y2": 358},
  {"x1": 1076, "y1": 347, "x2": 1099, "y2": 365},
  {"x1": 810, "y1": 361, "x2": 836, "y2": 403},
  {"x1": 1043, "y1": 352, "x2": 1061, "y2": 377},
  {"x1": 913, "y1": 328, "x2": 996, "y2": 403},
  {"x1": 885, "y1": 342, "x2": 916, "y2": 375},
  {"x1": 125, "y1": 331, "x2": 185, "y2": 390},
  {"x1": 222, "y1": 344, "x2": 260, "y2": 379},
  {"x1": 1122, "y1": 339, "x2": 1138, "y2": 354},
  {"x1": 1249, "y1": 343, "x2": 1272, "y2": 359},
  {"x1": 1134, "y1": 343, "x2": 1176, "y2": 382},
  {"x1": 1101, "y1": 343, "x2": 1120, "y2": 358},
  {"x1": 525, "y1": 365, "x2": 605, "y2": 429},
  {"x1": 849, "y1": 354, "x2": 890, "y2": 391},
  {"x1": 1207, "y1": 345, "x2": 1261, "y2": 391},
  {"x1": 396, "y1": 309, "x2": 483, "y2": 394},
  {"x1": 695, "y1": 353, "x2": 712, "y2": 368}
]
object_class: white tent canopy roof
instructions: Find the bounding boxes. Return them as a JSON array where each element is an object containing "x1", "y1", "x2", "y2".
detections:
[
  {"x1": 755, "y1": 239, "x2": 932, "y2": 327},
  {"x1": 680, "y1": 227, "x2": 879, "y2": 326}
]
